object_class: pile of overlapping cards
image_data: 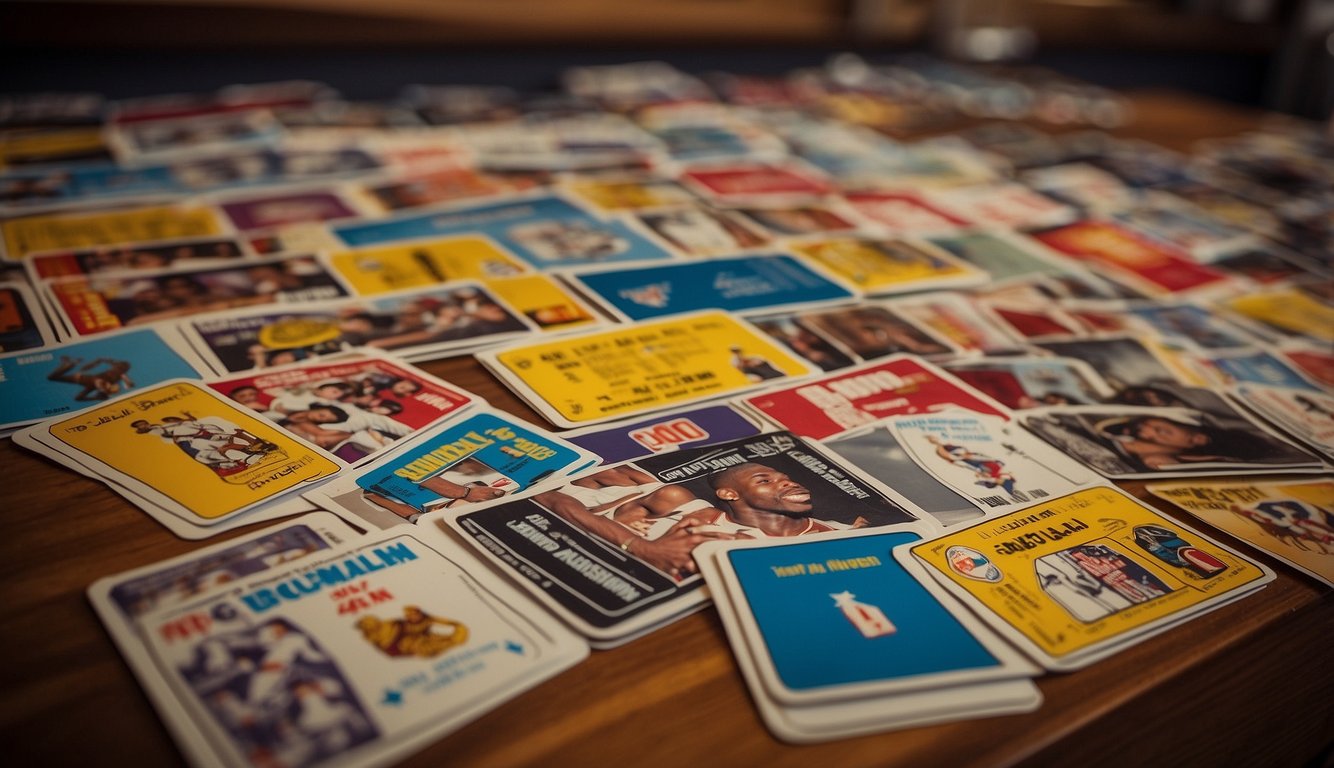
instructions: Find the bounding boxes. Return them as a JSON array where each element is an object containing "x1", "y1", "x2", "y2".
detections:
[{"x1": 2, "y1": 54, "x2": 1331, "y2": 762}]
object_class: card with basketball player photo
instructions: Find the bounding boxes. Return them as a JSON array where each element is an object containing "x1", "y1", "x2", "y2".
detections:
[
  {"x1": 1146, "y1": 477, "x2": 1334, "y2": 586},
  {"x1": 205, "y1": 350, "x2": 480, "y2": 464},
  {"x1": 0, "y1": 325, "x2": 208, "y2": 433},
  {"x1": 88, "y1": 512, "x2": 364, "y2": 768},
  {"x1": 117, "y1": 526, "x2": 588, "y2": 768},
  {"x1": 737, "y1": 354, "x2": 1011, "y2": 441},
  {"x1": 941, "y1": 356, "x2": 1115, "y2": 410},
  {"x1": 477, "y1": 310, "x2": 817, "y2": 429},
  {"x1": 13, "y1": 379, "x2": 343, "y2": 538},
  {"x1": 902, "y1": 485, "x2": 1275, "y2": 670},
  {"x1": 2, "y1": 202, "x2": 230, "y2": 262},
  {"x1": 303, "y1": 406, "x2": 597, "y2": 530},
  {"x1": 693, "y1": 529, "x2": 1041, "y2": 742},
  {"x1": 433, "y1": 430, "x2": 922, "y2": 645}
]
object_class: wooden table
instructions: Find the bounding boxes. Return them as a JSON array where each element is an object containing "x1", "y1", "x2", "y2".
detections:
[{"x1": 2, "y1": 90, "x2": 1331, "y2": 767}]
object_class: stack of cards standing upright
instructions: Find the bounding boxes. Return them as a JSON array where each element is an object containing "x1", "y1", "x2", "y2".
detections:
[{"x1": 695, "y1": 528, "x2": 1042, "y2": 742}]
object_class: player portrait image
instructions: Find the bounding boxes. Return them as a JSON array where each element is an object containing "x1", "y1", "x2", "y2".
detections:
[
  {"x1": 176, "y1": 613, "x2": 378, "y2": 767},
  {"x1": 637, "y1": 206, "x2": 769, "y2": 255},
  {"x1": 1035, "y1": 544, "x2": 1174, "y2": 623},
  {"x1": 133, "y1": 412, "x2": 283, "y2": 480},
  {"x1": 749, "y1": 312, "x2": 855, "y2": 372}
]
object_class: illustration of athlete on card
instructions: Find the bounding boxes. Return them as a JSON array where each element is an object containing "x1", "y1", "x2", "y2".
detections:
[
  {"x1": 133, "y1": 413, "x2": 281, "y2": 478},
  {"x1": 926, "y1": 434, "x2": 1017, "y2": 496},
  {"x1": 1035, "y1": 544, "x2": 1173, "y2": 623},
  {"x1": 357, "y1": 605, "x2": 468, "y2": 659},
  {"x1": 46, "y1": 355, "x2": 134, "y2": 401}
]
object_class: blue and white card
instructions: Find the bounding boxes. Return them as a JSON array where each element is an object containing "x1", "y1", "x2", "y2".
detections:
[
  {"x1": 332, "y1": 194, "x2": 675, "y2": 268},
  {"x1": 0, "y1": 326, "x2": 207, "y2": 432},
  {"x1": 565, "y1": 253, "x2": 857, "y2": 322}
]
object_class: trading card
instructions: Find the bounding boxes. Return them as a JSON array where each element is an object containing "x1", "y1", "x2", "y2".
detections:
[
  {"x1": 325, "y1": 236, "x2": 529, "y2": 295},
  {"x1": 931, "y1": 231, "x2": 1116, "y2": 293},
  {"x1": 207, "y1": 351, "x2": 478, "y2": 464},
  {"x1": 108, "y1": 109, "x2": 284, "y2": 164},
  {"x1": 789, "y1": 237, "x2": 987, "y2": 296},
  {"x1": 734, "y1": 204, "x2": 858, "y2": 238},
  {"x1": 438, "y1": 431, "x2": 919, "y2": 643},
  {"x1": 353, "y1": 167, "x2": 517, "y2": 213},
  {"x1": 566, "y1": 253, "x2": 856, "y2": 322},
  {"x1": 1026, "y1": 220, "x2": 1233, "y2": 297},
  {"x1": 1221, "y1": 285, "x2": 1334, "y2": 344},
  {"x1": 1192, "y1": 348, "x2": 1325, "y2": 392},
  {"x1": 1207, "y1": 244, "x2": 1324, "y2": 285},
  {"x1": 1, "y1": 203, "x2": 228, "y2": 261},
  {"x1": 738, "y1": 355, "x2": 1009, "y2": 441},
  {"x1": 182, "y1": 282, "x2": 536, "y2": 373},
  {"x1": 16, "y1": 380, "x2": 342, "y2": 527},
  {"x1": 747, "y1": 311, "x2": 857, "y2": 372},
  {"x1": 1019, "y1": 404, "x2": 1323, "y2": 479},
  {"x1": 563, "y1": 177, "x2": 698, "y2": 212},
  {"x1": 885, "y1": 411, "x2": 1099, "y2": 514},
  {"x1": 926, "y1": 182, "x2": 1076, "y2": 230},
  {"x1": 1, "y1": 162, "x2": 183, "y2": 211},
  {"x1": 634, "y1": 205, "x2": 770, "y2": 256},
  {"x1": 1146, "y1": 478, "x2": 1334, "y2": 586},
  {"x1": 706, "y1": 529, "x2": 1037, "y2": 706},
  {"x1": 305, "y1": 406, "x2": 596, "y2": 529},
  {"x1": 217, "y1": 188, "x2": 365, "y2": 231},
  {"x1": 794, "y1": 303, "x2": 958, "y2": 362},
  {"x1": 0, "y1": 125, "x2": 113, "y2": 167},
  {"x1": 679, "y1": 163, "x2": 833, "y2": 202},
  {"x1": 43, "y1": 254, "x2": 350, "y2": 335},
  {"x1": 1119, "y1": 302, "x2": 1261, "y2": 351},
  {"x1": 0, "y1": 280, "x2": 58, "y2": 350},
  {"x1": 127, "y1": 528, "x2": 587, "y2": 768},
  {"x1": 824, "y1": 426, "x2": 983, "y2": 527},
  {"x1": 332, "y1": 193, "x2": 674, "y2": 268},
  {"x1": 1032, "y1": 336, "x2": 1182, "y2": 393},
  {"x1": 695, "y1": 537, "x2": 1041, "y2": 743},
  {"x1": 0, "y1": 326, "x2": 206, "y2": 431},
  {"x1": 884, "y1": 297, "x2": 1012, "y2": 357},
  {"x1": 562, "y1": 402, "x2": 768, "y2": 464},
  {"x1": 88, "y1": 513, "x2": 363, "y2": 767},
  {"x1": 480, "y1": 273, "x2": 603, "y2": 332},
  {"x1": 477, "y1": 311, "x2": 816, "y2": 428},
  {"x1": 976, "y1": 300, "x2": 1084, "y2": 341},
  {"x1": 943, "y1": 357, "x2": 1113, "y2": 410},
  {"x1": 1019, "y1": 162, "x2": 1139, "y2": 213},
  {"x1": 842, "y1": 191, "x2": 971, "y2": 236},
  {"x1": 26, "y1": 236, "x2": 251, "y2": 279},
  {"x1": 905, "y1": 485, "x2": 1273, "y2": 670},
  {"x1": 1229, "y1": 384, "x2": 1334, "y2": 459},
  {"x1": 1278, "y1": 345, "x2": 1334, "y2": 390},
  {"x1": 1112, "y1": 197, "x2": 1258, "y2": 261}
]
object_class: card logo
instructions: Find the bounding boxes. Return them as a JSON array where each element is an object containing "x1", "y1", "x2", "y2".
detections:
[
  {"x1": 831, "y1": 590, "x2": 896, "y2": 638},
  {"x1": 946, "y1": 545, "x2": 1003, "y2": 582},
  {"x1": 618, "y1": 282, "x2": 671, "y2": 308}
]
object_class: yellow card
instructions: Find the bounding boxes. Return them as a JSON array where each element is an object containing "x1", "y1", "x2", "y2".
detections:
[
  {"x1": 1147, "y1": 478, "x2": 1334, "y2": 586},
  {"x1": 41, "y1": 381, "x2": 340, "y2": 521},
  {"x1": 563, "y1": 178, "x2": 696, "y2": 211},
  {"x1": 484, "y1": 274, "x2": 599, "y2": 330},
  {"x1": 2, "y1": 205, "x2": 225, "y2": 261},
  {"x1": 792, "y1": 238, "x2": 983, "y2": 295},
  {"x1": 1225, "y1": 289, "x2": 1334, "y2": 343},
  {"x1": 481, "y1": 310, "x2": 814, "y2": 427},
  {"x1": 908, "y1": 485, "x2": 1270, "y2": 668},
  {"x1": 0, "y1": 127, "x2": 108, "y2": 167},
  {"x1": 326, "y1": 235, "x2": 529, "y2": 294}
]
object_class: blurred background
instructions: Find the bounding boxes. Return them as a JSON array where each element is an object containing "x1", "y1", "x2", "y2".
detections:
[{"x1": 1, "y1": 0, "x2": 1330, "y2": 118}]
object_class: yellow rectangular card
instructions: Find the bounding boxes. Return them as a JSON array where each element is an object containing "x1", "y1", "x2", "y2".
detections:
[
  {"x1": 2, "y1": 205, "x2": 225, "y2": 261},
  {"x1": 480, "y1": 310, "x2": 815, "y2": 427},
  {"x1": 906, "y1": 485, "x2": 1271, "y2": 669},
  {"x1": 39, "y1": 381, "x2": 341, "y2": 522},
  {"x1": 326, "y1": 235, "x2": 530, "y2": 294}
]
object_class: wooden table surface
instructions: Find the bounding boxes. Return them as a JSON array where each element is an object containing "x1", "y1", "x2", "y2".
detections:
[{"x1": 1, "y1": 89, "x2": 1331, "y2": 767}]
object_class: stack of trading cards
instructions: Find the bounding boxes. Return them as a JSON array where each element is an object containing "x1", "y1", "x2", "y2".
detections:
[
  {"x1": 89, "y1": 515, "x2": 588, "y2": 768},
  {"x1": 427, "y1": 431, "x2": 922, "y2": 646},
  {"x1": 694, "y1": 528, "x2": 1042, "y2": 742}
]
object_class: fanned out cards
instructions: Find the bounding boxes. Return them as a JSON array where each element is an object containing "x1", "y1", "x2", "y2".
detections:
[
  {"x1": 428, "y1": 431, "x2": 922, "y2": 646},
  {"x1": 1146, "y1": 477, "x2": 1334, "y2": 586},
  {"x1": 902, "y1": 485, "x2": 1274, "y2": 670},
  {"x1": 15, "y1": 380, "x2": 343, "y2": 538},
  {"x1": 89, "y1": 518, "x2": 588, "y2": 768},
  {"x1": 303, "y1": 406, "x2": 598, "y2": 530},
  {"x1": 696, "y1": 529, "x2": 1041, "y2": 743},
  {"x1": 477, "y1": 310, "x2": 818, "y2": 429}
]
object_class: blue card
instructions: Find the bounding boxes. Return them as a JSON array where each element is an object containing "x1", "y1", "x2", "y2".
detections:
[
  {"x1": 332, "y1": 194, "x2": 674, "y2": 268},
  {"x1": 569, "y1": 253, "x2": 856, "y2": 321},
  {"x1": 0, "y1": 327, "x2": 204, "y2": 430},
  {"x1": 719, "y1": 531, "x2": 1032, "y2": 703}
]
